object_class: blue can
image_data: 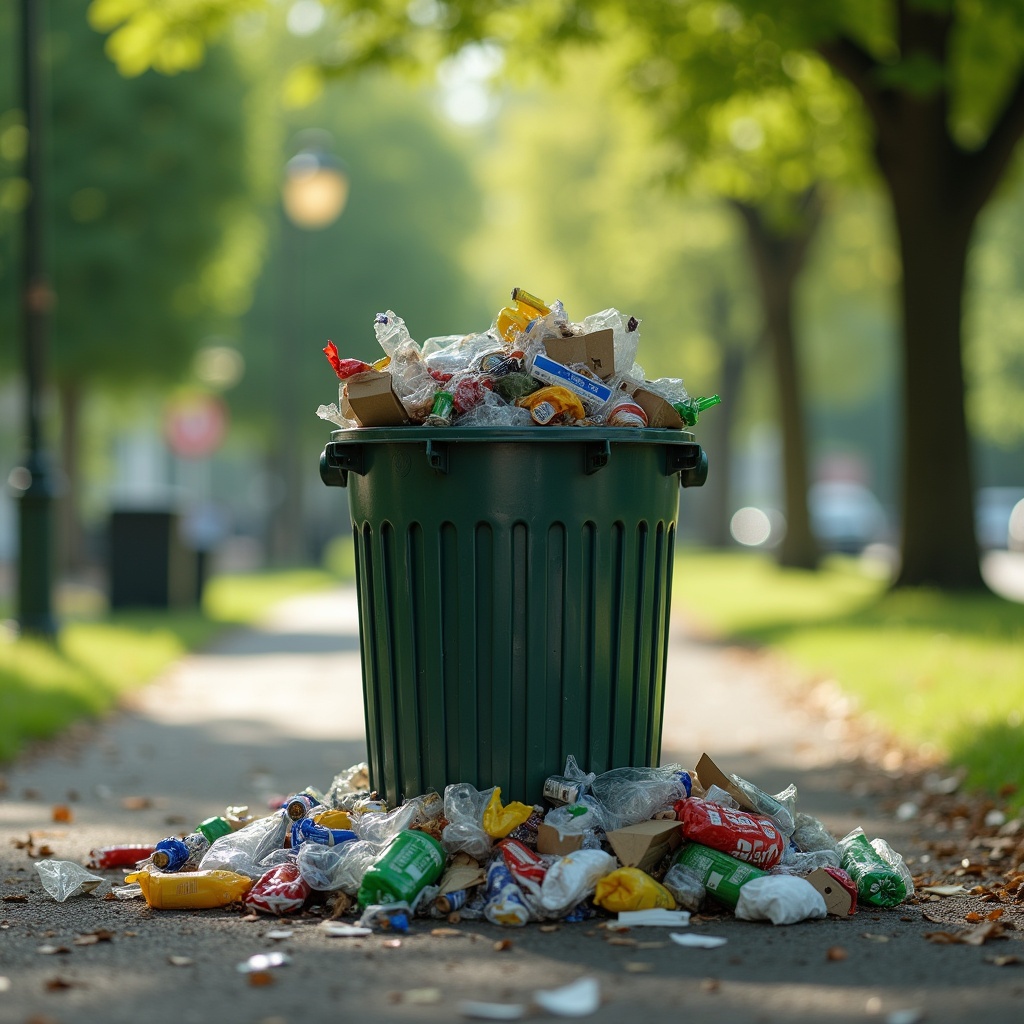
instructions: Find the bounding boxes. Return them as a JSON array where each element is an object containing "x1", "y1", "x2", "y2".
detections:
[{"x1": 290, "y1": 817, "x2": 358, "y2": 850}]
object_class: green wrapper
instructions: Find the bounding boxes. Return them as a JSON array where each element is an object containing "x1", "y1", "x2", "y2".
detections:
[
  {"x1": 837, "y1": 829, "x2": 912, "y2": 908},
  {"x1": 671, "y1": 842, "x2": 767, "y2": 910}
]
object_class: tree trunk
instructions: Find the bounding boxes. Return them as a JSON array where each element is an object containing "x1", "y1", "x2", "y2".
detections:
[
  {"x1": 887, "y1": 188, "x2": 983, "y2": 589},
  {"x1": 733, "y1": 197, "x2": 821, "y2": 570},
  {"x1": 57, "y1": 381, "x2": 86, "y2": 575},
  {"x1": 698, "y1": 284, "x2": 746, "y2": 548}
]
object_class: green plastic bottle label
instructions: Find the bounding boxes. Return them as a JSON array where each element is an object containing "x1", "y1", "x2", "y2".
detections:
[{"x1": 672, "y1": 842, "x2": 766, "y2": 909}]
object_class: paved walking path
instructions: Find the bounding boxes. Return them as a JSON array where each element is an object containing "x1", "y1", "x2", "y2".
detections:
[{"x1": 1, "y1": 586, "x2": 1021, "y2": 1024}]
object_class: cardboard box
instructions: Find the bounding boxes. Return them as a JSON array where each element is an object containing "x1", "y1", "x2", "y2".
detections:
[
  {"x1": 536, "y1": 823, "x2": 585, "y2": 856},
  {"x1": 543, "y1": 329, "x2": 615, "y2": 380},
  {"x1": 694, "y1": 753, "x2": 759, "y2": 815},
  {"x1": 606, "y1": 819, "x2": 681, "y2": 873},
  {"x1": 343, "y1": 370, "x2": 408, "y2": 427},
  {"x1": 805, "y1": 867, "x2": 856, "y2": 917},
  {"x1": 530, "y1": 353, "x2": 614, "y2": 411},
  {"x1": 626, "y1": 383, "x2": 685, "y2": 429}
]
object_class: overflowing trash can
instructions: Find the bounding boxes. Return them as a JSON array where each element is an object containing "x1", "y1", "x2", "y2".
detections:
[{"x1": 321, "y1": 425, "x2": 707, "y2": 806}]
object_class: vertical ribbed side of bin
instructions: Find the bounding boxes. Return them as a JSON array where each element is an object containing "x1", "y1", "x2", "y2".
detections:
[{"x1": 346, "y1": 433, "x2": 679, "y2": 805}]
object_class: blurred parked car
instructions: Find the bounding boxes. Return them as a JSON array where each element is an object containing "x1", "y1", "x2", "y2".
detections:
[
  {"x1": 976, "y1": 487, "x2": 1024, "y2": 550},
  {"x1": 809, "y1": 481, "x2": 889, "y2": 554}
]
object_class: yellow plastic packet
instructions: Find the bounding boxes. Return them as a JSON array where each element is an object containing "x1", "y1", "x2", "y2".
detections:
[
  {"x1": 126, "y1": 868, "x2": 253, "y2": 910},
  {"x1": 593, "y1": 867, "x2": 677, "y2": 912},
  {"x1": 518, "y1": 385, "x2": 586, "y2": 425},
  {"x1": 482, "y1": 788, "x2": 534, "y2": 838},
  {"x1": 313, "y1": 808, "x2": 352, "y2": 831}
]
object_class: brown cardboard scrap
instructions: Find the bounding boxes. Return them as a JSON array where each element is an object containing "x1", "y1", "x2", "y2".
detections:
[
  {"x1": 805, "y1": 868, "x2": 855, "y2": 918},
  {"x1": 606, "y1": 819, "x2": 681, "y2": 873},
  {"x1": 625, "y1": 384, "x2": 685, "y2": 429},
  {"x1": 543, "y1": 329, "x2": 616, "y2": 380},
  {"x1": 536, "y1": 823, "x2": 585, "y2": 856},
  {"x1": 694, "y1": 754, "x2": 759, "y2": 814},
  {"x1": 343, "y1": 370, "x2": 408, "y2": 427}
]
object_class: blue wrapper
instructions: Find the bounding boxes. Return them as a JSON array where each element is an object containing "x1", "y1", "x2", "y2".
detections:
[
  {"x1": 291, "y1": 818, "x2": 358, "y2": 850},
  {"x1": 484, "y1": 860, "x2": 530, "y2": 927}
]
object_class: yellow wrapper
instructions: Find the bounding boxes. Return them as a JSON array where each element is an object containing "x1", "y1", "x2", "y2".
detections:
[
  {"x1": 126, "y1": 869, "x2": 253, "y2": 910},
  {"x1": 593, "y1": 867, "x2": 677, "y2": 912},
  {"x1": 313, "y1": 808, "x2": 352, "y2": 830},
  {"x1": 482, "y1": 788, "x2": 534, "y2": 838}
]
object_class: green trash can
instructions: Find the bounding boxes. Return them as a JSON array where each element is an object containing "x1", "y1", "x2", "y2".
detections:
[{"x1": 320, "y1": 426, "x2": 707, "y2": 806}]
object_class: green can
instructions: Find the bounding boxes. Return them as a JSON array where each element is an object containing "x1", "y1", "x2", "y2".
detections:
[
  {"x1": 357, "y1": 829, "x2": 446, "y2": 908},
  {"x1": 671, "y1": 842, "x2": 767, "y2": 909}
]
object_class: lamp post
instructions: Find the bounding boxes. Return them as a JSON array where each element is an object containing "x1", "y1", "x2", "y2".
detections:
[
  {"x1": 14, "y1": 0, "x2": 57, "y2": 637},
  {"x1": 269, "y1": 135, "x2": 348, "y2": 564}
]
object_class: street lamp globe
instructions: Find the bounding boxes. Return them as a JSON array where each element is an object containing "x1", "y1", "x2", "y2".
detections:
[{"x1": 282, "y1": 148, "x2": 349, "y2": 229}]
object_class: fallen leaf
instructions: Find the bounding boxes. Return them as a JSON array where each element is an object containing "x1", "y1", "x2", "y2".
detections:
[
  {"x1": 920, "y1": 885, "x2": 969, "y2": 897},
  {"x1": 960, "y1": 921, "x2": 1006, "y2": 945},
  {"x1": 986, "y1": 955, "x2": 1020, "y2": 966},
  {"x1": 539, "y1": 924, "x2": 560, "y2": 933},
  {"x1": 965, "y1": 912, "x2": 983, "y2": 923},
  {"x1": 861, "y1": 934, "x2": 892, "y2": 943},
  {"x1": 248, "y1": 971, "x2": 275, "y2": 987},
  {"x1": 44, "y1": 977, "x2": 76, "y2": 991},
  {"x1": 168, "y1": 956, "x2": 193, "y2": 967},
  {"x1": 636, "y1": 942, "x2": 667, "y2": 950},
  {"x1": 624, "y1": 962, "x2": 653, "y2": 973},
  {"x1": 700, "y1": 978, "x2": 720, "y2": 993},
  {"x1": 51, "y1": 806, "x2": 73, "y2": 824},
  {"x1": 493, "y1": 939, "x2": 513, "y2": 951},
  {"x1": 606, "y1": 937, "x2": 638, "y2": 947},
  {"x1": 826, "y1": 946, "x2": 848, "y2": 961},
  {"x1": 37, "y1": 946, "x2": 71, "y2": 956},
  {"x1": 431, "y1": 928, "x2": 466, "y2": 938},
  {"x1": 986, "y1": 908, "x2": 1005, "y2": 921},
  {"x1": 2, "y1": 895, "x2": 28, "y2": 903},
  {"x1": 74, "y1": 930, "x2": 115, "y2": 946},
  {"x1": 120, "y1": 796, "x2": 151, "y2": 811}
]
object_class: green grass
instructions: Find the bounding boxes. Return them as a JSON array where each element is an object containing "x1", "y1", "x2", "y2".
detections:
[
  {"x1": 674, "y1": 549, "x2": 1024, "y2": 806},
  {"x1": 0, "y1": 568, "x2": 337, "y2": 763}
]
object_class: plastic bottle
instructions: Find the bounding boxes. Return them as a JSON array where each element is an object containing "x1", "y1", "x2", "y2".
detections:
[
  {"x1": 151, "y1": 833, "x2": 209, "y2": 872},
  {"x1": 668, "y1": 842, "x2": 766, "y2": 910},
  {"x1": 285, "y1": 793, "x2": 322, "y2": 821},
  {"x1": 497, "y1": 287, "x2": 550, "y2": 344},
  {"x1": 837, "y1": 828, "x2": 913, "y2": 908},
  {"x1": 673, "y1": 394, "x2": 721, "y2": 426},
  {"x1": 126, "y1": 868, "x2": 253, "y2": 910},
  {"x1": 196, "y1": 816, "x2": 233, "y2": 844},
  {"x1": 357, "y1": 830, "x2": 447, "y2": 908}
]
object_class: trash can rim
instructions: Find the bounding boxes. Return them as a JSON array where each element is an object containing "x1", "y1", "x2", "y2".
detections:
[{"x1": 327, "y1": 426, "x2": 698, "y2": 445}]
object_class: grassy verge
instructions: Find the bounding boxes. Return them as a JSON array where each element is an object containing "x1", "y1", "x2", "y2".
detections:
[
  {"x1": 0, "y1": 568, "x2": 336, "y2": 763},
  {"x1": 674, "y1": 549, "x2": 1024, "y2": 807}
]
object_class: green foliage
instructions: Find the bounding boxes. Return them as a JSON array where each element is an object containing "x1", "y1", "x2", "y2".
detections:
[
  {"x1": 0, "y1": 0, "x2": 260, "y2": 388},
  {"x1": 675, "y1": 550, "x2": 1024, "y2": 804}
]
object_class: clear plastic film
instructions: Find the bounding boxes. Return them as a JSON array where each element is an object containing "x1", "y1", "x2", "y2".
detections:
[
  {"x1": 35, "y1": 860, "x2": 105, "y2": 902},
  {"x1": 791, "y1": 811, "x2": 839, "y2": 854},
  {"x1": 326, "y1": 762, "x2": 371, "y2": 810},
  {"x1": 199, "y1": 809, "x2": 290, "y2": 879},
  {"x1": 351, "y1": 791, "x2": 441, "y2": 846},
  {"x1": 580, "y1": 308, "x2": 641, "y2": 376},
  {"x1": 297, "y1": 839, "x2": 382, "y2": 894},
  {"x1": 661, "y1": 857, "x2": 707, "y2": 913},
  {"x1": 587, "y1": 763, "x2": 692, "y2": 832},
  {"x1": 441, "y1": 783, "x2": 496, "y2": 862},
  {"x1": 728, "y1": 775, "x2": 797, "y2": 838}
]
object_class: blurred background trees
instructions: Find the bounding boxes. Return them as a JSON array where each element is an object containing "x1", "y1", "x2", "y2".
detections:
[{"x1": 2, "y1": 0, "x2": 1024, "y2": 610}]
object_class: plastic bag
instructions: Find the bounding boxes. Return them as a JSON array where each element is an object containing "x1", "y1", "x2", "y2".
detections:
[
  {"x1": 588, "y1": 763, "x2": 692, "y2": 832},
  {"x1": 735, "y1": 874, "x2": 827, "y2": 925},
  {"x1": 352, "y1": 791, "x2": 441, "y2": 847},
  {"x1": 791, "y1": 812, "x2": 839, "y2": 854},
  {"x1": 484, "y1": 859, "x2": 531, "y2": 926},
  {"x1": 199, "y1": 809, "x2": 290, "y2": 879},
  {"x1": 593, "y1": 867, "x2": 676, "y2": 913},
  {"x1": 483, "y1": 789, "x2": 534, "y2": 839},
  {"x1": 441, "y1": 783, "x2": 495, "y2": 862},
  {"x1": 539, "y1": 850, "x2": 616, "y2": 913},
  {"x1": 661, "y1": 859, "x2": 707, "y2": 912},
  {"x1": 296, "y1": 839, "x2": 381, "y2": 894},
  {"x1": 325, "y1": 762, "x2": 371, "y2": 810},
  {"x1": 35, "y1": 860, "x2": 105, "y2": 902},
  {"x1": 244, "y1": 860, "x2": 310, "y2": 915}
]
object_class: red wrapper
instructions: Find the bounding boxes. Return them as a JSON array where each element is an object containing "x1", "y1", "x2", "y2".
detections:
[
  {"x1": 497, "y1": 837, "x2": 547, "y2": 896},
  {"x1": 244, "y1": 862, "x2": 310, "y2": 916},
  {"x1": 88, "y1": 844, "x2": 157, "y2": 870},
  {"x1": 323, "y1": 341, "x2": 371, "y2": 380},
  {"x1": 675, "y1": 799, "x2": 785, "y2": 869}
]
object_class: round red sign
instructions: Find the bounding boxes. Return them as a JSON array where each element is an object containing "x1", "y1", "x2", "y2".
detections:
[{"x1": 163, "y1": 393, "x2": 228, "y2": 459}]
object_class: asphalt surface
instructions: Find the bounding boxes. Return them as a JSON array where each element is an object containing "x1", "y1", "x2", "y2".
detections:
[{"x1": 2, "y1": 579, "x2": 1023, "y2": 1024}]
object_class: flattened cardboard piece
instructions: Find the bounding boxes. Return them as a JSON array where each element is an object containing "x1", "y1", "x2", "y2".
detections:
[
  {"x1": 626, "y1": 384, "x2": 685, "y2": 430},
  {"x1": 695, "y1": 753, "x2": 759, "y2": 815},
  {"x1": 543, "y1": 329, "x2": 616, "y2": 380},
  {"x1": 805, "y1": 867, "x2": 856, "y2": 917},
  {"x1": 343, "y1": 370, "x2": 408, "y2": 427},
  {"x1": 606, "y1": 819, "x2": 682, "y2": 873},
  {"x1": 536, "y1": 822, "x2": 584, "y2": 856},
  {"x1": 438, "y1": 858, "x2": 486, "y2": 896}
]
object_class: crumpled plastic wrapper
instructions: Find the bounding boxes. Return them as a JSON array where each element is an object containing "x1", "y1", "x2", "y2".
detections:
[{"x1": 35, "y1": 859, "x2": 105, "y2": 902}]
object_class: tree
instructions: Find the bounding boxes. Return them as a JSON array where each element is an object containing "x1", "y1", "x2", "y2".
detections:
[
  {"x1": 87, "y1": 0, "x2": 1024, "y2": 589},
  {"x1": 0, "y1": 0, "x2": 260, "y2": 570}
]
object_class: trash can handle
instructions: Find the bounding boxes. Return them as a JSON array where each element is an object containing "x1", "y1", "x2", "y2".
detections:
[
  {"x1": 667, "y1": 443, "x2": 708, "y2": 488},
  {"x1": 320, "y1": 442, "x2": 366, "y2": 488},
  {"x1": 425, "y1": 440, "x2": 449, "y2": 474}
]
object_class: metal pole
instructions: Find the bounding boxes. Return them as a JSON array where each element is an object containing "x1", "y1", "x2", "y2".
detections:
[{"x1": 16, "y1": 0, "x2": 58, "y2": 638}]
